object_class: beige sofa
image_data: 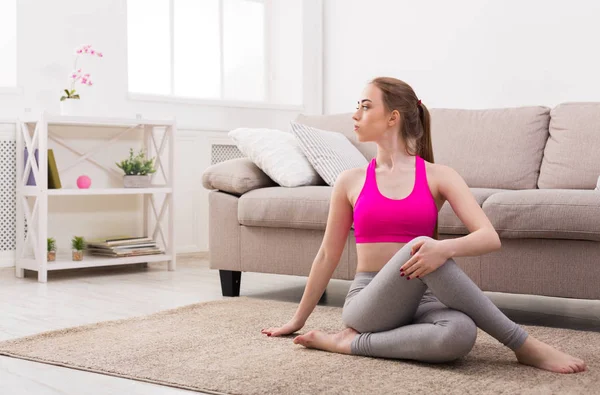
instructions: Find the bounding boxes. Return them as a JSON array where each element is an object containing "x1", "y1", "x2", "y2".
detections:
[{"x1": 202, "y1": 103, "x2": 600, "y2": 301}]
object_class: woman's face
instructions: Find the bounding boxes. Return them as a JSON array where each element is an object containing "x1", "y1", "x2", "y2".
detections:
[{"x1": 352, "y1": 84, "x2": 394, "y2": 142}]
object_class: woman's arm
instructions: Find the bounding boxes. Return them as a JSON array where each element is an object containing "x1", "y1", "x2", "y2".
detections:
[
  {"x1": 435, "y1": 164, "x2": 501, "y2": 259},
  {"x1": 292, "y1": 169, "x2": 355, "y2": 325}
]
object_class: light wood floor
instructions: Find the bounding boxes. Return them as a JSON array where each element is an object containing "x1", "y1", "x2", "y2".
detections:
[
  {"x1": 1, "y1": 256, "x2": 599, "y2": 395},
  {"x1": 0, "y1": 256, "x2": 350, "y2": 395}
]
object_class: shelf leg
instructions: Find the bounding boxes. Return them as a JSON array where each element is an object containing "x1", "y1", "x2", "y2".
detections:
[
  {"x1": 167, "y1": 124, "x2": 176, "y2": 271},
  {"x1": 38, "y1": 120, "x2": 49, "y2": 283},
  {"x1": 167, "y1": 195, "x2": 176, "y2": 271},
  {"x1": 38, "y1": 269, "x2": 47, "y2": 283},
  {"x1": 15, "y1": 121, "x2": 25, "y2": 280}
]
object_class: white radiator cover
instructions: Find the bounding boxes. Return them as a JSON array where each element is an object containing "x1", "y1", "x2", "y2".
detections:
[
  {"x1": 0, "y1": 125, "x2": 16, "y2": 267},
  {"x1": 0, "y1": 139, "x2": 16, "y2": 252}
]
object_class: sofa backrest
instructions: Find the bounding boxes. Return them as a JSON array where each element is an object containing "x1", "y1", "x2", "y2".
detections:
[
  {"x1": 294, "y1": 113, "x2": 377, "y2": 160},
  {"x1": 538, "y1": 102, "x2": 600, "y2": 189},
  {"x1": 430, "y1": 107, "x2": 550, "y2": 189},
  {"x1": 296, "y1": 107, "x2": 551, "y2": 190}
]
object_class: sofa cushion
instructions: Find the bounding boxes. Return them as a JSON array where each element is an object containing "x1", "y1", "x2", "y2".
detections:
[
  {"x1": 538, "y1": 102, "x2": 600, "y2": 189},
  {"x1": 439, "y1": 188, "x2": 508, "y2": 235},
  {"x1": 430, "y1": 107, "x2": 550, "y2": 189},
  {"x1": 239, "y1": 186, "x2": 509, "y2": 235},
  {"x1": 294, "y1": 113, "x2": 377, "y2": 161},
  {"x1": 239, "y1": 186, "x2": 332, "y2": 229},
  {"x1": 202, "y1": 158, "x2": 277, "y2": 196},
  {"x1": 483, "y1": 189, "x2": 600, "y2": 241}
]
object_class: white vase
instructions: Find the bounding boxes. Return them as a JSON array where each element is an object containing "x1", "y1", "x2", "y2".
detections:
[{"x1": 60, "y1": 98, "x2": 82, "y2": 116}]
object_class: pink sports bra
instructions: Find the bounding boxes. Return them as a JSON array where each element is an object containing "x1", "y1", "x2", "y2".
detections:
[{"x1": 353, "y1": 155, "x2": 438, "y2": 243}]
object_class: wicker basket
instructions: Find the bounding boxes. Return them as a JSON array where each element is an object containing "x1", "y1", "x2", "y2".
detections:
[{"x1": 123, "y1": 175, "x2": 151, "y2": 188}]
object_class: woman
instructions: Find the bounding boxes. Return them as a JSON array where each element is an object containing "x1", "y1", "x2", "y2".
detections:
[{"x1": 261, "y1": 77, "x2": 586, "y2": 374}]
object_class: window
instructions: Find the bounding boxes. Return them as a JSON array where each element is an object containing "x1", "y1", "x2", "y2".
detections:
[
  {"x1": 0, "y1": 0, "x2": 17, "y2": 88},
  {"x1": 126, "y1": 0, "x2": 302, "y2": 105}
]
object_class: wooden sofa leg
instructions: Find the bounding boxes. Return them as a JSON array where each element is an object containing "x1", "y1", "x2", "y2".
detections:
[{"x1": 219, "y1": 270, "x2": 241, "y2": 297}]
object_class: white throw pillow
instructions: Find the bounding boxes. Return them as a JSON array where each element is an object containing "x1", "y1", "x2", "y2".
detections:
[
  {"x1": 596, "y1": 175, "x2": 600, "y2": 191},
  {"x1": 290, "y1": 121, "x2": 368, "y2": 186},
  {"x1": 228, "y1": 128, "x2": 323, "y2": 187}
]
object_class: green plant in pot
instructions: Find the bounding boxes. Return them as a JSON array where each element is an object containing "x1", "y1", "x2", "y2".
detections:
[
  {"x1": 116, "y1": 148, "x2": 157, "y2": 188},
  {"x1": 47, "y1": 237, "x2": 56, "y2": 262},
  {"x1": 71, "y1": 236, "x2": 85, "y2": 261}
]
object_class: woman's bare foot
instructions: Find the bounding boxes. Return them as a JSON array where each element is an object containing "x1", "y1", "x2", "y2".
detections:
[
  {"x1": 514, "y1": 336, "x2": 587, "y2": 373},
  {"x1": 293, "y1": 327, "x2": 359, "y2": 354}
]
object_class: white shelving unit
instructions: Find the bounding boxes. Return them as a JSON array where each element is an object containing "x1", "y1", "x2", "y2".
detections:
[{"x1": 15, "y1": 113, "x2": 176, "y2": 282}]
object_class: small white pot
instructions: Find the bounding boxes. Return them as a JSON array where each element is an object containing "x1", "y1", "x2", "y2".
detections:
[
  {"x1": 60, "y1": 98, "x2": 82, "y2": 116},
  {"x1": 124, "y1": 175, "x2": 151, "y2": 188}
]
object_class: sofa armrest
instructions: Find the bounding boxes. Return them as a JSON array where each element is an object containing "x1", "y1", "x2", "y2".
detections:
[{"x1": 202, "y1": 157, "x2": 277, "y2": 196}]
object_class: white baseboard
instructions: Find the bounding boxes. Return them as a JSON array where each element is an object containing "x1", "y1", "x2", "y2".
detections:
[
  {"x1": 178, "y1": 250, "x2": 209, "y2": 259},
  {"x1": 177, "y1": 245, "x2": 206, "y2": 254},
  {"x1": 0, "y1": 250, "x2": 15, "y2": 267}
]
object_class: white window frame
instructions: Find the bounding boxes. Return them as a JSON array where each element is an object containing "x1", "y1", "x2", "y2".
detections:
[
  {"x1": 0, "y1": 0, "x2": 19, "y2": 94},
  {"x1": 127, "y1": 0, "x2": 302, "y2": 111}
]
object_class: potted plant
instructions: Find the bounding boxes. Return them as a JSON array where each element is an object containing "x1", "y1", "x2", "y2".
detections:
[
  {"x1": 60, "y1": 44, "x2": 103, "y2": 115},
  {"x1": 47, "y1": 237, "x2": 56, "y2": 262},
  {"x1": 116, "y1": 148, "x2": 157, "y2": 188},
  {"x1": 71, "y1": 236, "x2": 85, "y2": 261}
]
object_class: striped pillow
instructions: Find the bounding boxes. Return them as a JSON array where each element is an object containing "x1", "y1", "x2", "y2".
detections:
[{"x1": 290, "y1": 121, "x2": 368, "y2": 186}]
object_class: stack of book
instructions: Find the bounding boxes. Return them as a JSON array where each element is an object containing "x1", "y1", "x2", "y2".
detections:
[{"x1": 87, "y1": 236, "x2": 163, "y2": 257}]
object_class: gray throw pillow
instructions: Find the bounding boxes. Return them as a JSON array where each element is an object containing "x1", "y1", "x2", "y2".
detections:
[{"x1": 290, "y1": 121, "x2": 368, "y2": 186}]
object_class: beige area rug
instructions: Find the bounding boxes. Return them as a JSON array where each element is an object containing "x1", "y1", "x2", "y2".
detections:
[{"x1": 0, "y1": 297, "x2": 598, "y2": 395}]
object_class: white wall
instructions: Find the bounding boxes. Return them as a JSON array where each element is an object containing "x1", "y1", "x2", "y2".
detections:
[
  {"x1": 0, "y1": 0, "x2": 323, "y2": 265},
  {"x1": 323, "y1": 0, "x2": 600, "y2": 113}
]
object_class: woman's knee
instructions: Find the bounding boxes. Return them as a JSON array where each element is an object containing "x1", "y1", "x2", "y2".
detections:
[
  {"x1": 449, "y1": 317, "x2": 477, "y2": 359},
  {"x1": 436, "y1": 315, "x2": 477, "y2": 361},
  {"x1": 409, "y1": 236, "x2": 434, "y2": 246},
  {"x1": 389, "y1": 236, "x2": 435, "y2": 265}
]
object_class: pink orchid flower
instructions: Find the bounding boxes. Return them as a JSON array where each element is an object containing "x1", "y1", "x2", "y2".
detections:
[{"x1": 64, "y1": 44, "x2": 102, "y2": 101}]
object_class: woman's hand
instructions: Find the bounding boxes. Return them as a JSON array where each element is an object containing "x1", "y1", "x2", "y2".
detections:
[
  {"x1": 400, "y1": 239, "x2": 450, "y2": 279},
  {"x1": 261, "y1": 319, "x2": 304, "y2": 337}
]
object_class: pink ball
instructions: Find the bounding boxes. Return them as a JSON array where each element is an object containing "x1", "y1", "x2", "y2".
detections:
[{"x1": 77, "y1": 175, "x2": 92, "y2": 189}]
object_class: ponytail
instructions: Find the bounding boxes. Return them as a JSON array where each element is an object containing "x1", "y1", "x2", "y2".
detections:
[
  {"x1": 417, "y1": 102, "x2": 438, "y2": 239},
  {"x1": 417, "y1": 103, "x2": 434, "y2": 164}
]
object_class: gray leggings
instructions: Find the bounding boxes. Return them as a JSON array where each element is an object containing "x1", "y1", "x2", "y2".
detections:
[{"x1": 342, "y1": 236, "x2": 528, "y2": 363}]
